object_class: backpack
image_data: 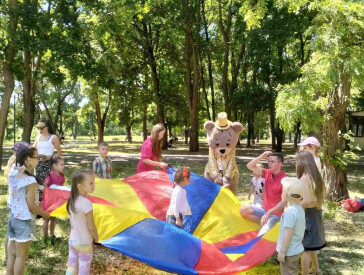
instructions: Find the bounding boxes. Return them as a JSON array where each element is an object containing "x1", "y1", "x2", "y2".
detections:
[{"x1": 343, "y1": 199, "x2": 363, "y2": 213}]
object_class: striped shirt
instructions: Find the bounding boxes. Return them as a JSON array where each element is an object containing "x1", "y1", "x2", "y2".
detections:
[{"x1": 93, "y1": 156, "x2": 113, "y2": 179}]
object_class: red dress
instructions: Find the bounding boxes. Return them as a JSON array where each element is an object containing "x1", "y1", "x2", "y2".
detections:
[{"x1": 137, "y1": 136, "x2": 157, "y2": 173}]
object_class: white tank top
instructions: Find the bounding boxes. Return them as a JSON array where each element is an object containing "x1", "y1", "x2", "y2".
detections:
[{"x1": 37, "y1": 134, "x2": 55, "y2": 156}]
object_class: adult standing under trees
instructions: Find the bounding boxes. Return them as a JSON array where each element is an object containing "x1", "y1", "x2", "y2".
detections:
[
  {"x1": 33, "y1": 119, "x2": 62, "y2": 199},
  {"x1": 137, "y1": 124, "x2": 168, "y2": 173}
]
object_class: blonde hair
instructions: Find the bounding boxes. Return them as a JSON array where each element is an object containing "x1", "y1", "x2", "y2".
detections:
[
  {"x1": 306, "y1": 144, "x2": 320, "y2": 156},
  {"x1": 4, "y1": 154, "x2": 16, "y2": 178},
  {"x1": 151, "y1": 124, "x2": 165, "y2": 158},
  {"x1": 67, "y1": 170, "x2": 94, "y2": 215},
  {"x1": 296, "y1": 151, "x2": 325, "y2": 206}
]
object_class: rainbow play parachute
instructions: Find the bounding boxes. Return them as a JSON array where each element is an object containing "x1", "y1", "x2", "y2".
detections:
[{"x1": 43, "y1": 167, "x2": 279, "y2": 274}]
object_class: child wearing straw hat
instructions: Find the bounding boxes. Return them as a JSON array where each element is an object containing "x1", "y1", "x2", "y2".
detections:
[{"x1": 276, "y1": 177, "x2": 306, "y2": 275}]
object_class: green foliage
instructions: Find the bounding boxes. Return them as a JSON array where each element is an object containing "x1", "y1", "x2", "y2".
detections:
[
  {"x1": 321, "y1": 131, "x2": 361, "y2": 170},
  {"x1": 277, "y1": 0, "x2": 364, "y2": 134}
]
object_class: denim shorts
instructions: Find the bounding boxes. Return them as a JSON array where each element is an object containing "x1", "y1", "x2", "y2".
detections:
[
  {"x1": 8, "y1": 213, "x2": 35, "y2": 242},
  {"x1": 250, "y1": 204, "x2": 279, "y2": 235}
]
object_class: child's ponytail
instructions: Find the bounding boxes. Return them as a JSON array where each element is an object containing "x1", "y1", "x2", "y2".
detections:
[{"x1": 174, "y1": 168, "x2": 191, "y2": 185}]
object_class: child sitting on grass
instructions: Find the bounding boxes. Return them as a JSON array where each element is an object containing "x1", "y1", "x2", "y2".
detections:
[
  {"x1": 6, "y1": 147, "x2": 50, "y2": 274},
  {"x1": 93, "y1": 142, "x2": 113, "y2": 179},
  {"x1": 66, "y1": 170, "x2": 98, "y2": 275},
  {"x1": 43, "y1": 157, "x2": 65, "y2": 241},
  {"x1": 166, "y1": 168, "x2": 192, "y2": 228},
  {"x1": 276, "y1": 177, "x2": 305, "y2": 275}
]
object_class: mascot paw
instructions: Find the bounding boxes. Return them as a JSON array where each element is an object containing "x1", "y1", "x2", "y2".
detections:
[
  {"x1": 214, "y1": 176, "x2": 224, "y2": 186},
  {"x1": 223, "y1": 177, "x2": 230, "y2": 185},
  {"x1": 223, "y1": 183, "x2": 230, "y2": 188}
]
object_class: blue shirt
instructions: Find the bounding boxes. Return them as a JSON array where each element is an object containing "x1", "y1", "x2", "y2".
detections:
[{"x1": 276, "y1": 204, "x2": 305, "y2": 256}]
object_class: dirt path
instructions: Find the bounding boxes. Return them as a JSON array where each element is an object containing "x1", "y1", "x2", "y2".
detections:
[{"x1": 2, "y1": 141, "x2": 363, "y2": 168}]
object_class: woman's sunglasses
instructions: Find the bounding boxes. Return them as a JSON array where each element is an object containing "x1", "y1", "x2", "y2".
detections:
[
  {"x1": 30, "y1": 156, "x2": 43, "y2": 160},
  {"x1": 37, "y1": 126, "x2": 47, "y2": 130}
]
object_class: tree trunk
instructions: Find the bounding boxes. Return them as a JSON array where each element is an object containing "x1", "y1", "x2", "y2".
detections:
[
  {"x1": 202, "y1": 0, "x2": 215, "y2": 121},
  {"x1": 294, "y1": 121, "x2": 301, "y2": 149},
  {"x1": 22, "y1": 50, "x2": 37, "y2": 143},
  {"x1": 183, "y1": 0, "x2": 200, "y2": 152},
  {"x1": 200, "y1": 56, "x2": 211, "y2": 120},
  {"x1": 142, "y1": 106, "x2": 147, "y2": 141},
  {"x1": 276, "y1": 123, "x2": 284, "y2": 152},
  {"x1": 251, "y1": 114, "x2": 255, "y2": 145},
  {"x1": 167, "y1": 122, "x2": 172, "y2": 138},
  {"x1": 139, "y1": 21, "x2": 168, "y2": 150},
  {"x1": 59, "y1": 108, "x2": 63, "y2": 134},
  {"x1": 323, "y1": 72, "x2": 351, "y2": 200},
  {"x1": 73, "y1": 115, "x2": 77, "y2": 140},
  {"x1": 94, "y1": 90, "x2": 111, "y2": 144},
  {"x1": 190, "y1": 0, "x2": 200, "y2": 153},
  {"x1": 247, "y1": 112, "x2": 252, "y2": 147},
  {"x1": 218, "y1": 0, "x2": 232, "y2": 119},
  {"x1": 269, "y1": 98, "x2": 276, "y2": 150},
  {"x1": 0, "y1": 0, "x2": 18, "y2": 171},
  {"x1": 230, "y1": 41, "x2": 246, "y2": 118},
  {"x1": 126, "y1": 125, "x2": 132, "y2": 142},
  {"x1": 184, "y1": 125, "x2": 189, "y2": 144}
]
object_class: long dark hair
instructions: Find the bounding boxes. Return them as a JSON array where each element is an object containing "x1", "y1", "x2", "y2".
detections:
[
  {"x1": 16, "y1": 146, "x2": 41, "y2": 184},
  {"x1": 151, "y1": 123, "x2": 165, "y2": 158},
  {"x1": 38, "y1": 118, "x2": 55, "y2": 135},
  {"x1": 66, "y1": 170, "x2": 94, "y2": 215},
  {"x1": 296, "y1": 151, "x2": 325, "y2": 206}
]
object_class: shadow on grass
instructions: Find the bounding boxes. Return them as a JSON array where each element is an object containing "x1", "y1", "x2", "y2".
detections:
[{"x1": 0, "y1": 184, "x2": 8, "y2": 196}]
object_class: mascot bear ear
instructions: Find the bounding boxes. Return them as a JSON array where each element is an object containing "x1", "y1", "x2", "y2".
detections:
[
  {"x1": 231, "y1": 122, "x2": 243, "y2": 134},
  {"x1": 204, "y1": 121, "x2": 215, "y2": 131}
]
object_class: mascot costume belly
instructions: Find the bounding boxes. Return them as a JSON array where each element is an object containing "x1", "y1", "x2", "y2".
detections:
[{"x1": 204, "y1": 112, "x2": 243, "y2": 195}]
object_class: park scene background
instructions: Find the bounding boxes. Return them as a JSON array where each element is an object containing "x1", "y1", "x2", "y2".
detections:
[{"x1": 0, "y1": 0, "x2": 364, "y2": 274}]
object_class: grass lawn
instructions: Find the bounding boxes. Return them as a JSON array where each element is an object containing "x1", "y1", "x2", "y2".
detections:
[{"x1": 0, "y1": 138, "x2": 363, "y2": 274}]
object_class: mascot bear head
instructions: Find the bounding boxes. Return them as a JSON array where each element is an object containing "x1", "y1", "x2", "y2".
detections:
[{"x1": 204, "y1": 112, "x2": 243, "y2": 156}]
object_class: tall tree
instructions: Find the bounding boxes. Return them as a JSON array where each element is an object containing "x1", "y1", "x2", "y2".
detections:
[
  {"x1": 0, "y1": 0, "x2": 19, "y2": 170},
  {"x1": 277, "y1": 0, "x2": 364, "y2": 200},
  {"x1": 182, "y1": 0, "x2": 201, "y2": 152}
]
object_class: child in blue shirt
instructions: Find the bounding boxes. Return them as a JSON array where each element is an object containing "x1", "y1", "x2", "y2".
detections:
[{"x1": 276, "y1": 177, "x2": 305, "y2": 275}]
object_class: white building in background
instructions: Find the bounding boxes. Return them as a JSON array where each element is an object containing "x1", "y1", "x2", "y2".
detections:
[{"x1": 351, "y1": 111, "x2": 364, "y2": 148}]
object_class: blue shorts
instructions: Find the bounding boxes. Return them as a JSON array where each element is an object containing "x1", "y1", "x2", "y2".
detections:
[
  {"x1": 250, "y1": 204, "x2": 279, "y2": 235},
  {"x1": 7, "y1": 213, "x2": 35, "y2": 242}
]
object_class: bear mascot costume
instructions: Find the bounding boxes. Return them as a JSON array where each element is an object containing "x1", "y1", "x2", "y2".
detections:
[{"x1": 204, "y1": 112, "x2": 243, "y2": 195}]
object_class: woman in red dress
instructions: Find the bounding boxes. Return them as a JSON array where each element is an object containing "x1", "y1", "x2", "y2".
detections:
[{"x1": 137, "y1": 124, "x2": 168, "y2": 173}]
